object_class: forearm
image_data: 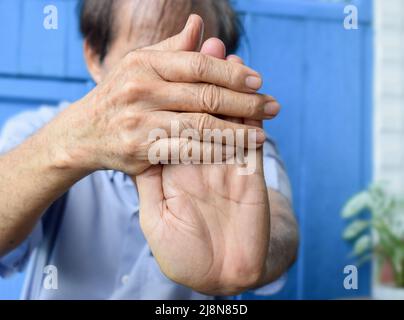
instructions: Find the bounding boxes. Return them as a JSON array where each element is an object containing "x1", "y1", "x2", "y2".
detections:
[
  {"x1": 211, "y1": 189, "x2": 298, "y2": 296},
  {"x1": 0, "y1": 122, "x2": 88, "y2": 257},
  {"x1": 259, "y1": 189, "x2": 299, "y2": 286}
]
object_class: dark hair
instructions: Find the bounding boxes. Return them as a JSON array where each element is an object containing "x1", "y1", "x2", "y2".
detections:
[{"x1": 79, "y1": 0, "x2": 241, "y2": 62}]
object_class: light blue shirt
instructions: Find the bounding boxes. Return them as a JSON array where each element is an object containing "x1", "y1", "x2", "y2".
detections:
[{"x1": 0, "y1": 103, "x2": 292, "y2": 300}]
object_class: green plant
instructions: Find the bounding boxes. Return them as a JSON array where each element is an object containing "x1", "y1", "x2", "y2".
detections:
[{"x1": 341, "y1": 183, "x2": 404, "y2": 287}]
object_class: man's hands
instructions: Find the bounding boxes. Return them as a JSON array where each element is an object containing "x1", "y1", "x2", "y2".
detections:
[
  {"x1": 135, "y1": 36, "x2": 272, "y2": 295},
  {"x1": 46, "y1": 15, "x2": 279, "y2": 177}
]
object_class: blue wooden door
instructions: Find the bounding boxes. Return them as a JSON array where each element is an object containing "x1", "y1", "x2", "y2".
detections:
[
  {"x1": 235, "y1": 0, "x2": 373, "y2": 299},
  {"x1": 0, "y1": 0, "x2": 373, "y2": 299},
  {"x1": 0, "y1": 0, "x2": 92, "y2": 300}
]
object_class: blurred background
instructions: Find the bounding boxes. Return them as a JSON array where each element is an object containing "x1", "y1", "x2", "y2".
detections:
[{"x1": 1, "y1": 0, "x2": 400, "y2": 300}]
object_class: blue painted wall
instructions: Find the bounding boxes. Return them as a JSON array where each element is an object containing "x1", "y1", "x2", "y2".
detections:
[{"x1": 0, "y1": 0, "x2": 373, "y2": 299}]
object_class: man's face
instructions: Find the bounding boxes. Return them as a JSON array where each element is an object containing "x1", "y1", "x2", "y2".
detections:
[{"x1": 89, "y1": 0, "x2": 219, "y2": 82}]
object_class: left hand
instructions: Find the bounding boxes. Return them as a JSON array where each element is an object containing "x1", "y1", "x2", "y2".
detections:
[{"x1": 135, "y1": 38, "x2": 273, "y2": 295}]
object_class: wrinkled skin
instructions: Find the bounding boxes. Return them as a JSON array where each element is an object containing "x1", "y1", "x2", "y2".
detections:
[{"x1": 136, "y1": 37, "x2": 270, "y2": 295}]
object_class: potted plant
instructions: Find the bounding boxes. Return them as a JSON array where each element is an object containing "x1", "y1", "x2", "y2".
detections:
[{"x1": 341, "y1": 183, "x2": 404, "y2": 299}]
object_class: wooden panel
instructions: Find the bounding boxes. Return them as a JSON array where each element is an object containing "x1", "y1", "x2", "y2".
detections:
[
  {"x1": 235, "y1": 0, "x2": 373, "y2": 299},
  {"x1": 0, "y1": 0, "x2": 22, "y2": 74},
  {"x1": 234, "y1": 0, "x2": 372, "y2": 22},
  {"x1": 66, "y1": 0, "x2": 90, "y2": 79},
  {"x1": 19, "y1": 0, "x2": 69, "y2": 77},
  {"x1": 299, "y1": 20, "x2": 371, "y2": 299},
  {"x1": 0, "y1": 77, "x2": 92, "y2": 103}
]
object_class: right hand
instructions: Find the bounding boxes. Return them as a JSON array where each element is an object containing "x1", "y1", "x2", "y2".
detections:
[{"x1": 45, "y1": 15, "x2": 279, "y2": 176}]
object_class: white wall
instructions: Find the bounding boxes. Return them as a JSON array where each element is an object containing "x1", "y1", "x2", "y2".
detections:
[{"x1": 374, "y1": 0, "x2": 404, "y2": 194}]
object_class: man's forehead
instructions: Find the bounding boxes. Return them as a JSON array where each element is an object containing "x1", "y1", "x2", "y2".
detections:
[{"x1": 114, "y1": 0, "x2": 218, "y2": 48}]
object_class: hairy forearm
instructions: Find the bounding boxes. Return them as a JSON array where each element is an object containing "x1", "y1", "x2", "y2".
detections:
[
  {"x1": 0, "y1": 124, "x2": 87, "y2": 257},
  {"x1": 259, "y1": 189, "x2": 299, "y2": 286}
]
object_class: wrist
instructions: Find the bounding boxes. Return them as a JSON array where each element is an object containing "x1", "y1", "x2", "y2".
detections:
[{"x1": 36, "y1": 102, "x2": 97, "y2": 178}]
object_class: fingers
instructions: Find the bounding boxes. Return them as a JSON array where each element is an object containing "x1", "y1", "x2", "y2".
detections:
[
  {"x1": 174, "y1": 113, "x2": 266, "y2": 146},
  {"x1": 227, "y1": 54, "x2": 244, "y2": 64},
  {"x1": 223, "y1": 55, "x2": 245, "y2": 124},
  {"x1": 225, "y1": 55, "x2": 266, "y2": 134},
  {"x1": 225, "y1": 54, "x2": 281, "y2": 124},
  {"x1": 145, "y1": 111, "x2": 265, "y2": 147},
  {"x1": 135, "y1": 165, "x2": 165, "y2": 231},
  {"x1": 200, "y1": 38, "x2": 226, "y2": 59},
  {"x1": 143, "y1": 50, "x2": 263, "y2": 93},
  {"x1": 156, "y1": 82, "x2": 280, "y2": 119},
  {"x1": 226, "y1": 54, "x2": 245, "y2": 116},
  {"x1": 147, "y1": 138, "x2": 235, "y2": 165},
  {"x1": 144, "y1": 14, "x2": 204, "y2": 52},
  {"x1": 244, "y1": 119, "x2": 263, "y2": 128}
]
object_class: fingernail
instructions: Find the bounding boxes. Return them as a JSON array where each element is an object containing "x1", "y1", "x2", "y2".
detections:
[
  {"x1": 264, "y1": 102, "x2": 279, "y2": 116},
  {"x1": 248, "y1": 129, "x2": 266, "y2": 145},
  {"x1": 185, "y1": 15, "x2": 193, "y2": 29},
  {"x1": 245, "y1": 76, "x2": 262, "y2": 91},
  {"x1": 256, "y1": 130, "x2": 266, "y2": 144}
]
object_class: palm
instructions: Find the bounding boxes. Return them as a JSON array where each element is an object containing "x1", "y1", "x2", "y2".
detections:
[
  {"x1": 136, "y1": 147, "x2": 270, "y2": 292},
  {"x1": 135, "y1": 34, "x2": 270, "y2": 292}
]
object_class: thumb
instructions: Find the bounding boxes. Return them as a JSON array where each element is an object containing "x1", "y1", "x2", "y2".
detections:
[
  {"x1": 200, "y1": 37, "x2": 226, "y2": 59},
  {"x1": 145, "y1": 14, "x2": 204, "y2": 52},
  {"x1": 134, "y1": 166, "x2": 164, "y2": 206},
  {"x1": 134, "y1": 166, "x2": 165, "y2": 231}
]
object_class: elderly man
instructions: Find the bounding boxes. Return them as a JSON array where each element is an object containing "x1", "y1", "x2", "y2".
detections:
[{"x1": 0, "y1": 0, "x2": 298, "y2": 299}]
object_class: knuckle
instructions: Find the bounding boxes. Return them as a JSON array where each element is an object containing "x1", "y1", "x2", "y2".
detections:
[
  {"x1": 127, "y1": 111, "x2": 144, "y2": 128},
  {"x1": 199, "y1": 84, "x2": 222, "y2": 114},
  {"x1": 222, "y1": 63, "x2": 234, "y2": 85},
  {"x1": 233, "y1": 65, "x2": 248, "y2": 88},
  {"x1": 175, "y1": 113, "x2": 188, "y2": 132},
  {"x1": 179, "y1": 139, "x2": 193, "y2": 160},
  {"x1": 123, "y1": 50, "x2": 138, "y2": 66},
  {"x1": 246, "y1": 94, "x2": 264, "y2": 117},
  {"x1": 196, "y1": 113, "x2": 213, "y2": 134},
  {"x1": 121, "y1": 82, "x2": 149, "y2": 99},
  {"x1": 124, "y1": 50, "x2": 150, "y2": 70},
  {"x1": 191, "y1": 54, "x2": 209, "y2": 78},
  {"x1": 120, "y1": 141, "x2": 136, "y2": 162},
  {"x1": 121, "y1": 82, "x2": 137, "y2": 97},
  {"x1": 119, "y1": 113, "x2": 143, "y2": 148}
]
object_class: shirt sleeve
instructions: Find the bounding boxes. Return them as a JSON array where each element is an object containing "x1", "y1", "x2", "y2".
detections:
[
  {"x1": 248, "y1": 136, "x2": 292, "y2": 296},
  {"x1": 262, "y1": 137, "x2": 292, "y2": 202},
  {"x1": 0, "y1": 105, "x2": 63, "y2": 278}
]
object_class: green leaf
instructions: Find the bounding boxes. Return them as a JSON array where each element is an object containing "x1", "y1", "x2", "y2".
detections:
[
  {"x1": 342, "y1": 192, "x2": 371, "y2": 218},
  {"x1": 392, "y1": 249, "x2": 404, "y2": 270},
  {"x1": 356, "y1": 253, "x2": 373, "y2": 267},
  {"x1": 374, "y1": 219, "x2": 403, "y2": 249},
  {"x1": 352, "y1": 235, "x2": 372, "y2": 257},
  {"x1": 343, "y1": 220, "x2": 369, "y2": 240}
]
